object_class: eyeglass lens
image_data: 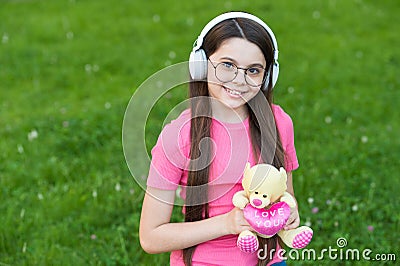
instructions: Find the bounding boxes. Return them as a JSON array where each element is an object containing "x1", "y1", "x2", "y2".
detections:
[{"x1": 214, "y1": 62, "x2": 265, "y2": 87}]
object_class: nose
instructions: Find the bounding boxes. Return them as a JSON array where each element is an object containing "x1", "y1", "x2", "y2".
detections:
[
  {"x1": 233, "y1": 69, "x2": 247, "y2": 85},
  {"x1": 252, "y1": 199, "x2": 262, "y2": 207}
]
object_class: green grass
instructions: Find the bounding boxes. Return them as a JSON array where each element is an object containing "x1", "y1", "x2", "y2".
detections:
[{"x1": 1, "y1": 0, "x2": 399, "y2": 265}]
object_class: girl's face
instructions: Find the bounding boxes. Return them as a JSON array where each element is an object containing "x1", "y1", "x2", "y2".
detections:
[{"x1": 207, "y1": 37, "x2": 266, "y2": 118}]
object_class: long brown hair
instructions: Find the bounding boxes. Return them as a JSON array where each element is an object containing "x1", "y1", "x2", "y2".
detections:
[{"x1": 184, "y1": 17, "x2": 285, "y2": 266}]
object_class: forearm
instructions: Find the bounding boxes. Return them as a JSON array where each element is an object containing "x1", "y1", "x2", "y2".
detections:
[
  {"x1": 286, "y1": 171, "x2": 298, "y2": 207},
  {"x1": 140, "y1": 213, "x2": 228, "y2": 253}
]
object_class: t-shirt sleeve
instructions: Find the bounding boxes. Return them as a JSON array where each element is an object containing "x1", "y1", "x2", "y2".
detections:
[
  {"x1": 274, "y1": 105, "x2": 299, "y2": 172},
  {"x1": 282, "y1": 114, "x2": 299, "y2": 172},
  {"x1": 146, "y1": 117, "x2": 189, "y2": 190}
]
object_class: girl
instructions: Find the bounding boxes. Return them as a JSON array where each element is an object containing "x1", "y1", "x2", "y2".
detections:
[{"x1": 140, "y1": 12, "x2": 301, "y2": 266}]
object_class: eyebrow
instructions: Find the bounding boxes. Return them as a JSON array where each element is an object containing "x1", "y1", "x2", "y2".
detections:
[{"x1": 218, "y1": 56, "x2": 265, "y2": 68}]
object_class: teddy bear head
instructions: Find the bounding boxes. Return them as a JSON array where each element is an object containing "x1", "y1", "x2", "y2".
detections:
[{"x1": 242, "y1": 163, "x2": 287, "y2": 209}]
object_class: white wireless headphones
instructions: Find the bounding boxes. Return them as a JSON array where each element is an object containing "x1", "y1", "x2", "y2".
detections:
[{"x1": 189, "y1": 11, "x2": 280, "y2": 90}]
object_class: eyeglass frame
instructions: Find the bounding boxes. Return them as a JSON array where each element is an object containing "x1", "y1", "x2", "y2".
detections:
[{"x1": 207, "y1": 58, "x2": 268, "y2": 87}]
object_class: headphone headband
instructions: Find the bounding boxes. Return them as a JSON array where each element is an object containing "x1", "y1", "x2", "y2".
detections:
[{"x1": 192, "y1": 11, "x2": 279, "y2": 61}]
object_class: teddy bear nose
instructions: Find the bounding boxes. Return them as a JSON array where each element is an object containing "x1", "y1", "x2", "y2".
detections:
[{"x1": 252, "y1": 199, "x2": 262, "y2": 206}]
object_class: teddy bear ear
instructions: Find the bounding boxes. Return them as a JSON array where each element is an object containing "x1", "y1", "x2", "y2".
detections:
[
  {"x1": 242, "y1": 162, "x2": 252, "y2": 191},
  {"x1": 245, "y1": 162, "x2": 251, "y2": 173}
]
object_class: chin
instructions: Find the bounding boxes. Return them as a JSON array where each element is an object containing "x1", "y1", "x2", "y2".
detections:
[
  {"x1": 220, "y1": 99, "x2": 247, "y2": 111},
  {"x1": 209, "y1": 84, "x2": 253, "y2": 112}
]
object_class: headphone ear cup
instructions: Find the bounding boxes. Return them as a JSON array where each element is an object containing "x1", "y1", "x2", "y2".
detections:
[
  {"x1": 271, "y1": 62, "x2": 279, "y2": 88},
  {"x1": 189, "y1": 49, "x2": 208, "y2": 80},
  {"x1": 262, "y1": 62, "x2": 279, "y2": 91}
]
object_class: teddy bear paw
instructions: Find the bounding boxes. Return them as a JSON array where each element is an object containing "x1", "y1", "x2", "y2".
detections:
[
  {"x1": 237, "y1": 234, "x2": 259, "y2": 253},
  {"x1": 292, "y1": 229, "x2": 313, "y2": 249}
]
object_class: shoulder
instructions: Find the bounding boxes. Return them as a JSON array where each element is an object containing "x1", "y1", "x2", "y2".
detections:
[
  {"x1": 148, "y1": 110, "x2": 191, "y2": 189},
  {"x1": 271, "y1": 104, "x2": 294, "y2": 129},
  {"x1": 160, "y1": 109, "x2": 191, "y2": 138},
  {"x1": 157, "y1": 109, "x2": 191, "y2": 156},
  {"x1": 271, "y1": 105, "x2": 299, "y2": 171}
]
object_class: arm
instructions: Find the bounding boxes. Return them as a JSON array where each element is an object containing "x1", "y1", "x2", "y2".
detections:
[
  {"x1": 285, "y1": 172, "x2": 296, "y2": 201},
  {"x1": 284, "y1": 171, "x2": 300, "y2": 230},
  {"x1": 139, "y1": 187, "x2": 252, "y2": 254}
]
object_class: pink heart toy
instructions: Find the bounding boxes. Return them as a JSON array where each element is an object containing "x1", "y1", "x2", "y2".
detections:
[{"x1": 243, "y1": 201, "x2": 290, "y2": 237}]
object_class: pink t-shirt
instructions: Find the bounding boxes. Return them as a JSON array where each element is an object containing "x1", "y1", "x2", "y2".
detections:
[{"x1": 147, "y1": 104, "x2": 299, "y2": 266}]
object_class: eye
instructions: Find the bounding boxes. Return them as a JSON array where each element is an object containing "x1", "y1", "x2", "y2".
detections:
[
  {"x1": 247, "y1": 67, "x2": 261, "y2": 75},
  {"x1": 263, "y1": 194, "x2": 267, "y2": 198},
  {"x1": 255, "y1": 191, "x2": 259, "y2": 195},
  {"x1": 221, "y1": 62, "x2": 234, "y2": 69}
]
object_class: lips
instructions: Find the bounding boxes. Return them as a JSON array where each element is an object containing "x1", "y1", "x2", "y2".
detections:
[{"x1": 223, "y1": 86, "x2": 246, "y2": 96}]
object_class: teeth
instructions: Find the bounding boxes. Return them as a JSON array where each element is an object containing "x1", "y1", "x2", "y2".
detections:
[{"x1": 225, "y1": 87, "x2": 243, "y2": 95}]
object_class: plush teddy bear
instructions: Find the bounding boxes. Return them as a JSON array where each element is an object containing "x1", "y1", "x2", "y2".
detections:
[{"x1": 232, "y1": 163, "x2": 313, "y2": 253}]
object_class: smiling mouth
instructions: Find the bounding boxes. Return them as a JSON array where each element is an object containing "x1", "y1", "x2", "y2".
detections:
[{"x1": 223, "y1": 86, "x2": 245, "y2": 96}]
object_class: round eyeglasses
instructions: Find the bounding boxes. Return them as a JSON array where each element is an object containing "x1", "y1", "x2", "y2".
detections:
[{"x1": 208, "y1": 59, "x2": 267, "y2": 87}]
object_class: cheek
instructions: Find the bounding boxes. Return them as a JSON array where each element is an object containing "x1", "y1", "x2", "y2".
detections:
[
  {"x1": 246, "y1": 88, "x2": 261, "y2": 99},
  {"x1": 207, "y1": 65, "x2": 219, "y2": 84},
  {"x1": 207, "y1": 83, "x2": 222, "y2": 98}
]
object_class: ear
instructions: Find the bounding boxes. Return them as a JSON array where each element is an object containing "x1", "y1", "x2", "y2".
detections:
[
  {"x1": 279, "y1": 167, "x2": 288, "y2": 183},
  {"x1": 242, "y1": 162, "x2": 252, "y2": 191}
]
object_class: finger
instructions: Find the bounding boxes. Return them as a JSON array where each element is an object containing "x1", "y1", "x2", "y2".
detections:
[
  {"x1": 241, "y1": 225, "x2": 253, "y2": 232},
  {"x1": 242, "y1": 220, "x2": 251, "y2": 227},
  {"x1": 284, "y1": 216, "x2": 300, "y2": 230},
  {"x1": 286, "y1": 214, "x2": 296, "y2": 225},
  {"x1": 285, "y1": 216, "x2": 299, "y2": 229}
]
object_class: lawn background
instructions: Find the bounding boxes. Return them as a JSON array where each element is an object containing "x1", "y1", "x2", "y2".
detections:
[{"x1": 1, "y1": 0, "x2": 399, "y2": 265}]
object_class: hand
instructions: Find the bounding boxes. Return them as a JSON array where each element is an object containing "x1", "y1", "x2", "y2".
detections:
[
  {"x1": 223, "y1": 207, "x2": 252, "y2": 235},
  {"x1": 284, "y1": 207, "x2": 300, "y2": 230}
]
